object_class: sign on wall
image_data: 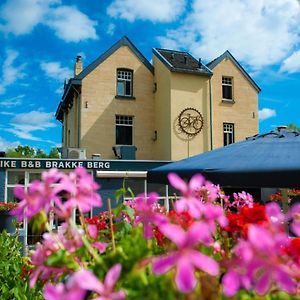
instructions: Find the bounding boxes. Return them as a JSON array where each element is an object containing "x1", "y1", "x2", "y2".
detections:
[{"x1": 0, "y1": 159, "x2": 111, "y2": 170}]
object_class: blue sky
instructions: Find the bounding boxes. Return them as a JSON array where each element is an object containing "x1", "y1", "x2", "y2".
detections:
[{"x1": 0, "y1": 0, "x2": 300, "y2": 153}]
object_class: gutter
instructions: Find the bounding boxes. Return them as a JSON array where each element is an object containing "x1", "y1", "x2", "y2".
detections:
[{"x1": 209, "y1": 78, "x2": 213, "y2": 150}]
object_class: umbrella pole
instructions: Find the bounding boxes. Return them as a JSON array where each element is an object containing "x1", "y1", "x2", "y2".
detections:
[{"x1": 280, "y1": 188, "x2": 289, "y2": 214}]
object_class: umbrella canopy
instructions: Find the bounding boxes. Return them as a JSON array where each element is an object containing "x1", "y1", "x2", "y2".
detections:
[{"x1": 147, "y1": 129, "x2": 300, "y2": 188}]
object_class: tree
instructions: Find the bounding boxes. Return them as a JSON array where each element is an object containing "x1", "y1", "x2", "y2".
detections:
[
  {"x1": 286, "y1": 123, "x2": 300, "y2": 132},
  {"x1": 5, "y1": 145, "x2": 60, "y2": 158},
  {"x1": 6, "y1": 145, "x2": 35, "y2": 158},
  {"x1": 48, "y1": 148, "x2": 60, "y2": 159}
]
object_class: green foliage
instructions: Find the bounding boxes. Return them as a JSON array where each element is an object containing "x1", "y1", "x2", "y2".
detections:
[
  {"x1": 0, "y1": 231, "x2": 43, "y2": 299},
  {"x1": 286, "y1": 123, "x2": 300, "y2": 132},
  {"x1": 48, "y1": 148, "x2": 60, "y2": 158},
  {"x1": 5, "y1": 145, "x2": 60, "y2": 158},
  {"x1": 115, "y1": 179, "x2": 135, "y2": 202},
  {"x1": 223, "y1": 289, "x2": 299, "y2": 300}
]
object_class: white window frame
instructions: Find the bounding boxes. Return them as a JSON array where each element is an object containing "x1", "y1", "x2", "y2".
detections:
[
  {"x1": 117, "y1": 69, "x2": 133, "y2": 97},
  {"x1": 115, "y1": 115, "x2": 134, "y2": 145},
  {"x1": 222, "y1": 76, "x2": 233, "y2": 101},
  {"x1": 223, "y1": 123, "x2": 235, "y2": 146}
]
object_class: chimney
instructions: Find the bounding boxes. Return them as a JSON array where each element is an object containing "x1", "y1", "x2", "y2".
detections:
[
  {"x1": 198, "y1": 58, "x2": 202, "y2": 67},
  {"x1": 74, "y1": 55, "x2": 83, "y2": 76}
]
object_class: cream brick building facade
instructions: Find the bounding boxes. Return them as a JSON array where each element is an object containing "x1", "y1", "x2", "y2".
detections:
[{"x1": 56, "y1": 36, "x2": 260, "y2": 160}]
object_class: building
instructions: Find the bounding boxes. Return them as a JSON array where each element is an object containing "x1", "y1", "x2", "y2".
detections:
[
  {"x1": 56, "y1": 36, "x2": 260, "y2": 161},
  {"x1": 56, "y1": 37, "x2": 260, "y2": 160}
]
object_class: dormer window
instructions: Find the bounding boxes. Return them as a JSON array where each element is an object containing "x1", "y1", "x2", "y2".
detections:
[
  {"x1": 117, "y1": 69, "x2": 133, "y2": 97},
  {"x1": 222, "y1": 76, "x2": 233, "y2": 101}
]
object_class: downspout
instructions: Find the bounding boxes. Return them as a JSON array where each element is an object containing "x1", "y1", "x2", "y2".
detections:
[
  {"x1": 72, "y1": 86, "x2": 81, "y2": 148},
  {"x1": 209, "y1": 78, "x2": 213, "y2": 150}
]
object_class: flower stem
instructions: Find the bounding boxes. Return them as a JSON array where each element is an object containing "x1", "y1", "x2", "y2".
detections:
[
  {"x1": 107, "y1": 198, "x2": 116, "y2": 253},
  {"x1": 82, "y1": 235, "x2": 102, "y2": 264}
]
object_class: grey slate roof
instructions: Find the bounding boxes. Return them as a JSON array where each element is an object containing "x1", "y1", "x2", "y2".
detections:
[
  {"x1": 153, "y1": 48, "x2": 212, "y2": 76},
  {"x1": 207, "y1": 50, "x2": 261, "y2": 93}
]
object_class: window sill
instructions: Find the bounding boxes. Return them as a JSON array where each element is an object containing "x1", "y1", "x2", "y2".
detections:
[
  {"x1": 115, "y1": 95, "x2": 136, "y2": 100},
  {"x1": 222, "y1": 99, "x2": 235, "y2": 104}
]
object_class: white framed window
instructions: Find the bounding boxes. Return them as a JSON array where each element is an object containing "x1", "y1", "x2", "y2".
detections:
[
  {"x1": 223, "y1": 123, "x2": 234, "y2": 146},
  {"x1": 115, "y1": 115, "x2": 133, "y2": 145},
  {"x1": 117, "y1": 69, "x2": 133, "y2": 97},
  {"x1": 222, "y1": 76, "x2": 233, "y2": 101}
]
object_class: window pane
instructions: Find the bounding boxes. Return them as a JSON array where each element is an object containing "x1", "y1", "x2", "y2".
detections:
[
  {"x1": 117, "y1": 81, "x2": 124, "y2": 96},
  {"x1": 125, "y1": 81, "x2": 131, "y2": 96},
  {"x1": 7, "y1": 187, "x2": 19, "y2": 203},
  {"x1": 29, "y1": 173, "x2": 41, "y2": 183},
  {"x1": 116, "y1": 70, "x2": 133, "y2": 97},
  {"x1": 222, "y1": 85, "x2": 232, "y2": 99},
  {"x1": 116, "y1": 125, "x2": 133, "y2": 145},
  {"x1": 7, "y1": 171, "x2": 25, "y2": 185}
]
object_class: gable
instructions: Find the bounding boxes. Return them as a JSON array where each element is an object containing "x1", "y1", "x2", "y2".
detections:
[
  {"x1": 207, "y1": 51, "x2": 261, "y2": 93},
  {"x1": 76, "y1": 36, "x2": 153, "y2": 80}
]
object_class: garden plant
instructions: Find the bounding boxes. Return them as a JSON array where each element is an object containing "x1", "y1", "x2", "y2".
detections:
[{"x1": 7, "y1": 167, "x2": 300, "y2": 299}]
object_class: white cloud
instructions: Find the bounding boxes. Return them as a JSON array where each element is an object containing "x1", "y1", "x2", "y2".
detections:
[
  {"x1": 40, "y1": 61, "x2": 72, "y2": 82},
  {"x1": 259, "y1": 108, "x2": 277, "y2": 121},
  {"x1": 107, "y1": 23, "x2": 116, "y2": 36},
  {"x1": 280, "y1": 50, "x2": 300, "y2": 73},
  {"x1": 45, "y1": 6, "x2": 98, "y2": 42},
  {"x1": 0, "y1": 137, "x2": 20, "y2": 150},
  {"x1": 0, "y1": 0, "x2": 58, "y2": 35},
  {"x1": 6, "y1": 110, "x2": 57, "y2": 141},
  {"x1": 0, "y1": 49, "x2": 26, "y2": 94},
  {"x1": 107, "y1": 0, "x2": 186, "y2": 22},
  {"x1": 158, "y1": 0, "x2": 300, "y2": 70},
  {"x1": 0, "y1": 0, "x2": 97, "y2": 42},
  {"x1": 0, "y1": 94, "x2": 24, "y2": 107}
]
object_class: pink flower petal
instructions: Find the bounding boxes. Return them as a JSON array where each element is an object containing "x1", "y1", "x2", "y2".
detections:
[
  {"x1": 189, "y1": 174, "x2": 205, "y2": 191},
  {"x1": 255, "y1": 272, "x2": 271, "y2": 295},
  {"x1": 92, "y1": 242, "x2": 108, "y2": 254},
  {"x1": 291, "y1": 221, "x2": 300, "y2": 236},
  {"x1": 44, "y1": 283, "x2": 65, "y2": 300},
  {"x1": 110, "y1": 290, "x2": 127, "y2": 300},
  {"x1": 248, "y1": 225, "x2": 273, "y2": 250},
  {"x1": 276, "y1": 269, "x2": 297, "y2": 294},
  {"x1": 159, "y1": 223, "x2": 186, "y2": 247},
  {"x1": 88, "y1": 224, "x2": 98, "y2": 239},
  {"x1": 175, "y1": 257, "x2": 196, "y2": 293},
  {"x1": 152, "y1": 253, "x2": 177, "y2": 274},
  {"x1": 222, "y1": 270, "x2": 240, "y2": 297},
  {"x1": 186, "y1": 222, "x2": 212, "y2": 247},
  {"x1": 190, "y1": 250, "x2": 219, "y2": 276},
  {"x1": 70, "y1": 269, "x2": 104, "y2": 295},
  {"x1": 168, "y1": 173, "x2": 187, "y2": 193},
  {"x1": 104, "y1": 264, "x2": 122, "y2": 291}
]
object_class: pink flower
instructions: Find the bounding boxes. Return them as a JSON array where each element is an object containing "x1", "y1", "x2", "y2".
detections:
[
  {"x1": 92, "y1": 241, "x2": 108, "y2": 253},
  {"x1": 168, "y1": 174, "x2": 227, "y2": 230},
  {"x1": 44, "y1": 265, "x2": 126, "y2": 300},
  {"x1": 288, "y1": 203, "x2": 300, "y2": 236},
  {"x1": 30, "y1": 232, "x2": 68, "y2": 287},
  {"x1": 222, "y1": 224, "x2": 297, "y2": 296},
  {"x1": 11, "y1": 168, "x2": 102, "y2": 221},
  {"x1": 232, "y1": 191, "x2": 254, "y2": 209},
  {"x1": 134, "y1": 192, "x2": 167, "y2": 239},
  {"x1": 153, "y1": 222, "x2": 219, "y2": 293},
  {"x1": 168, "y1": 173, "x2": 205, "y2": 218},
  {"x1": 11, "y1": 169, "x2": 66, "y2": 221},
  {"x1": 62, "y1": 167, "x2": 102, "y2": 213}
]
